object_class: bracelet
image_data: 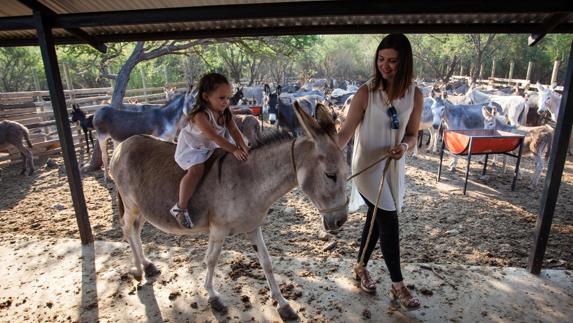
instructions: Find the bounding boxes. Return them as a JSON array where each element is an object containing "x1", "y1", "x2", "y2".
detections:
[{"x1": 401, "y1": 142, "x2": 409, "y2": 152}]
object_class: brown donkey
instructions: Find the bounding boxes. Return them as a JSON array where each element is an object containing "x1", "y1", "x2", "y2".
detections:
[
  {"x1": 0, "y1": 120, "x2": 34, "y2": 175},
  {"x1": 109, "y1": 102, "x2": 349, "y2": 320}
]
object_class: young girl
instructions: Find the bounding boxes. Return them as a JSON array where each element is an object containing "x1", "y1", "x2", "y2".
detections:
[{"x1": 171, "y1": 73, "x2": 249, "y2": 228}]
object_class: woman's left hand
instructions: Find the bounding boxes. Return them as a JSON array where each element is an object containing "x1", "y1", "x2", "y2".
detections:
[{"x1": 389, "y1": 143, "x2": 407, "y2": 160}]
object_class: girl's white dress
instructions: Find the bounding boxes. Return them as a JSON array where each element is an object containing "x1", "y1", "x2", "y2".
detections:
[{"x1": 174, "y1": 108, "x2": 235, "y2": 170}]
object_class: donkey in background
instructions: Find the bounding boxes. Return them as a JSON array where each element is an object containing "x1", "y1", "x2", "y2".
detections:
[
  {"x1": 0, "y1": 120, "x2": 34, "y2": 175},
  {"x1": 93, "y1": 89, "x2": 195, "y2": 180},
  {"x1": 482, "y1": 107, "x2": 553, "y2": 188},
  {"x1": 109, "y1": 102, "x2": 348, "y2": 321},
  {"x1": 70, "y1": 104, "x2": 95, "y2": 153}
]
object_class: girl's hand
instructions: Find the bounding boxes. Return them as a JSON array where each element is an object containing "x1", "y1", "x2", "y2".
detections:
[
  {"x1": 232, "y1": 148, "x2": 248, "y2": 161},
  {"x1": 389, "y1": 143, "x2": 408, "y2": 160}
]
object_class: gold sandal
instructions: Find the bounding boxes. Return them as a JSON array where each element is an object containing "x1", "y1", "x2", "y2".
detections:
[
  {"x1": 353, "y1": 263, "x2": 376, "y2": 294},
  {"x1": 390, "y1": 285, "x2": 421, "y2": 311}
]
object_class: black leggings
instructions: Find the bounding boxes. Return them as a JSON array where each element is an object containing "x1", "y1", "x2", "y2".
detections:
[{"x1": 356, "y1": 193, "x2": 403, "y2": 282}]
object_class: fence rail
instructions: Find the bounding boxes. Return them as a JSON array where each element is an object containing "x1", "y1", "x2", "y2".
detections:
[{"x1": 0, "y1": 82, "x2": 188, "y2": 166}]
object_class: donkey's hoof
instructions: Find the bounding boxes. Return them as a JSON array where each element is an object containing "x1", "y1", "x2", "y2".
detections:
[
  {"x1": 278, "y1": 304, "x2": 299, "y2": 321},
  {"x1": 208, "y1": 297, "x2": 228, "y2": 313},
  {"x1": 129, "y1": 268, "x2": 143, "y2": 281},
  {"x1": 144, "y1": 263, "x2": 161, "y2": 277}
]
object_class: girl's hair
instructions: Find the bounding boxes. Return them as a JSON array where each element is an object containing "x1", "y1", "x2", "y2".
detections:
[
  {"x1": 371, "y1": 33, "x2": 414, "y2": 102},
  {"x1": 189, "y1": 72, "x2": 232, "y2": 124}
]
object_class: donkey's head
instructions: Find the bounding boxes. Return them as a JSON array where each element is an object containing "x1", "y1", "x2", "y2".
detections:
[
  {"x1": 293, "y1": 101, "x2": 348, "y2": 234},
  {"x1": 70, "y1": 104, "x2": 85, "y2": 123},
  {"x1": 482, "y1": 106, "x2": 506, "y2": 130}
]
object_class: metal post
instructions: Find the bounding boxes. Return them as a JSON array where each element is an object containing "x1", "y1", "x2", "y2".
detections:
[
  {"x1": 528, "y1": 41, "x2": 573, "y2": 275},
  {"x1": 482, "y1": 154, "x2": 489, "y2": 176},
  {"x1": 512, "y1": 138, "x2": 524, "y2": 191},
  {"x1": 437, "y1": 139, "x2": 446, "y2": 182},
  {"x1": 33, "y1": 9, "x2": 93, "y2": 244},
  {"x1": 463, "y1": 138, "x2": 473, "y2": 195},
  {"x1": 551, "y1": 60, "x2": 560, "y2": 87}
]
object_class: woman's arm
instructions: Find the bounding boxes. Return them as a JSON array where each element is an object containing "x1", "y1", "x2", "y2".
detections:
[
  {"x1": 336, "y1": 85, "x2": 368, "y2": 149},
  {"x1": 389, "y1": 86, "x2": 424, "y2": 160}
]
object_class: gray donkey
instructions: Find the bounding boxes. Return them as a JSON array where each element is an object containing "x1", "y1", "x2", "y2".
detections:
[
  {"x1": 93, "y1": 90, "x2": 195, "y2": 180},
  {"x1": 0, "y1": 120, "x2": 34, "y2": 175},
  {"x1": 109, "y1": 102, "x2": 349, "y2": 321}
]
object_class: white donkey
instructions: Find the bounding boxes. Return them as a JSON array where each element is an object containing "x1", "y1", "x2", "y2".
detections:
[{"x1": 109, "y1": 102, "x2": 349, "y2": 321}]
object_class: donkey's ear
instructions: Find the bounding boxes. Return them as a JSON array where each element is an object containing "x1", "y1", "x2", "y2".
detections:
[
  {"x1": 293, "y1": 101, "x2": 321, "y2": 141},
  {"x1": 315, "y1": 103, "x2": 336, "y2": 136},
  {"x1": 482, "y1": 106, "x2": 492, "y2": 119}
]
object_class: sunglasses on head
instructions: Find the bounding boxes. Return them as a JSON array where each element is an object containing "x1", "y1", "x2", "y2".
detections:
[{"x1": 387, "y1": 106, "x2": 399, "y2": 130}]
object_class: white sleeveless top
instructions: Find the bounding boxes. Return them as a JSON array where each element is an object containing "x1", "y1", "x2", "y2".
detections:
[
  {"x1": 351, "y1": 80, "x2": 415, "y2": 212},
  {"x1": 174, "y1": 108, "x2": 234, "y2": 170}
]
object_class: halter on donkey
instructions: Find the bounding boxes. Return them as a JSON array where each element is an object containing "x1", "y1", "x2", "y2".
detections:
[{"x1": 109, "y1": 102, "x2": 349, "y2": 321}]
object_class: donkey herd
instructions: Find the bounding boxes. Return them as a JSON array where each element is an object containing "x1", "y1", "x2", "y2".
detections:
[
  {"x1": 0, "y1": 79, "x2": 569, "y2": 319},
  {"x1": 0, "y1": 80, "x2": 569, "y2": 183}
]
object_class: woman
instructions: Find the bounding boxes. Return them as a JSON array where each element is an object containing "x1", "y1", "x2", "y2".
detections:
[{"x1": 337, "y1": 34, "x2": 423, "y2": 310}]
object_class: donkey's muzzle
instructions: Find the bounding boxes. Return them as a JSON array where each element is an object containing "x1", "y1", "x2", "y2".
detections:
[{"x1": 321, "y1": 211, "x2": 348, "y2": 234}]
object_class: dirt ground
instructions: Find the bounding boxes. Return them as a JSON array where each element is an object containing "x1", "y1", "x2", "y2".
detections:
[{"x1": 0, "y1": 143, "x2": 572, "y2": 321}]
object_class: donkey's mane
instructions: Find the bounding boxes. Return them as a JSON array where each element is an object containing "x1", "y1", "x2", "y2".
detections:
[{"x1": 249, "y1": 129, "x2": 294, "y2": 150}]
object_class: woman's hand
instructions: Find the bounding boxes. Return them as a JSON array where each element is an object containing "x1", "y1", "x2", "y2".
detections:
[
  {"x1": 389, "y1": 143, "x2": 408, "y2": 160},
  {"x1": 232, "y1": 147, "x2": 249, "y2": 161}
]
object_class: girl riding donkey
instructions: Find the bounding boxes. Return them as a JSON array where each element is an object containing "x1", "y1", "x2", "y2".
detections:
[{"x1": 171, "y1": 73, "x2": 249, "y2": 228}]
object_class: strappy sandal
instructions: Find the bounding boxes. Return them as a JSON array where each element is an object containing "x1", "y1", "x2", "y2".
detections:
[
  {"x1": 170, "y1": 203, "x2": 193, "y2": 229},
  {"x1": 390, "y1": 284, "x2": 421, "y2": 311},
  {"x1": 353, "y1": 263, "x2": 376, "y2": 294}
]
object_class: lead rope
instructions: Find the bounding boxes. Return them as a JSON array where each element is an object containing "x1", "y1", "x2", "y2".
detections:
[
  {"x1": 355, "y1": 91, "x2": 401, "y2": 267},
  {"x1": 357, "y1": 157, "x2": 393, "y2": 266}
]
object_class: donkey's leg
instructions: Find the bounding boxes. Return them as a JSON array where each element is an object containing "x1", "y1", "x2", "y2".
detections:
[
  {"x1": 120, "y1": 205, "x2": 146, "y2": 281},
  {"x1": 15, "y1": 142, "x2": 33, "y2": 175},
  {"x1": 98, "y1": 133, "x2": 110, "y2": 180},
  {"x1": 530, "y1": 153, "x2": 544, "y2": 189},
  {"x1": 88, "y1": 130, "x2": 94, "y2": 150},
  {"x1": 83, "y1": 129, "x2": 90, "y2": 153},
  {"x1": 204, "y1": 231, "x2": 227, "y2": 312},
  {"x1": 247, "y1": 227, "x2": 298, "y2": 321},
  {"x1": 132, "y1": 216, "x2": 161, "y2": 277}
]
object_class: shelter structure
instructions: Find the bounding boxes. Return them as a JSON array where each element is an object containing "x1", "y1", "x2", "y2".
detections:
[{"x1": 0, "y1": 0, "x2": 572, "y2": 275}]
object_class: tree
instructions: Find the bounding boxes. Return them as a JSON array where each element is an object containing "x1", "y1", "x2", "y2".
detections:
[{"x1": 0, "y1": 47, "x2": 40, "y2": 92}]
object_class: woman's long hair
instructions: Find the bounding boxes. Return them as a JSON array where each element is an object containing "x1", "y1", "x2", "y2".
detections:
[
  {"x1": 371, "y1": 34, "x2": 414, "y2": 102},
  {"x1": 189, "y1": 72, "x2": 233, "y2": 124}
]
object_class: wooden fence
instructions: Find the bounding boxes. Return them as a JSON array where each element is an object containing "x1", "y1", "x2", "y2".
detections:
[
  {"x1": 0, "y1": 82, "x2": 188, "y2": 166},
  {"x1": 450, "y1": 75, "x2": 564, "y2": 93}
]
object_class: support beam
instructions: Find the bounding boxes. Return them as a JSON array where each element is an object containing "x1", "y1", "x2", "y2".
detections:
[
  {"x1": 529, "y1": 13, "x2": 571, "y2": 46},
  {"x1": 33, "y1": 9, "x2": 93, "y2": 245},
  {"x1": 4, "y1": 22, "x2": 573, "y2": 48},
  {"x1": 527, "y1": 40, "x2": 573, "y2": 274},
  {"x1": 17, "y1": 0, "x2": 107, "y2": 53}
]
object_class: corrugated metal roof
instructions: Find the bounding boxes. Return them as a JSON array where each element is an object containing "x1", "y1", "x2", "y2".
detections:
[{"x1": 0, "y1": 0, "x2": 572, "y2": 47}]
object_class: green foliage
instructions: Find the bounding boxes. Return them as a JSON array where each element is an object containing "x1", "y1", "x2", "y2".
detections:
[
  {"x1": 1, "y1": 34, "x2": 572, "y2": 93},
  {"x1": 0, "y1": 47, "x2": 42, "y2": 92}
]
